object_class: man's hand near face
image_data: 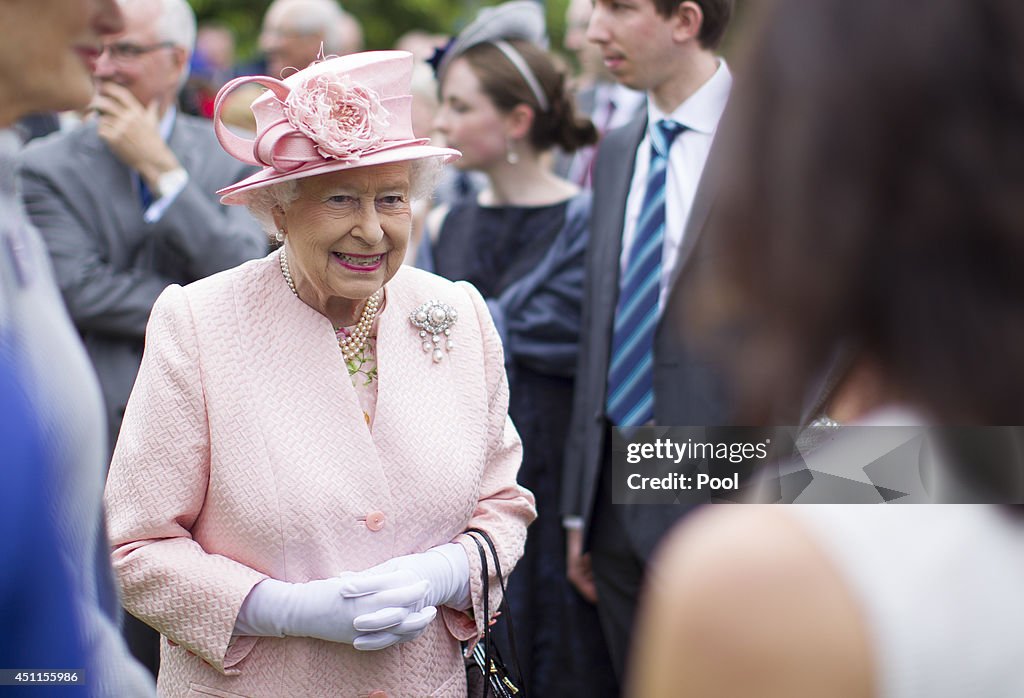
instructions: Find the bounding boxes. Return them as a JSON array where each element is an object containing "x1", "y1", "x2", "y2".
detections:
[{"x1": 92, "y1": 82, "x2": 181, "y2": 193}]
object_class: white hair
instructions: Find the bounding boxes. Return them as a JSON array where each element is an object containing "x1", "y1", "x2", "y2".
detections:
[
  {"x1": 117, "y1": 0, "x2": 196, "y2": 52},
  {"x1": 157, "y1": 0, "x2": 196, "y2": 90},
  {"x1": 118, "y1": 0, "x2": 196, "y2": 89},
  {"x1": 155, "y1": 0, "x2": 196, "y2": 54},
  {"x1": 243, "y1": 158, "x2": 447, "y2": 239},
  {"x1": 274, "y1": 0, "x2": 347, "y2": 54}
]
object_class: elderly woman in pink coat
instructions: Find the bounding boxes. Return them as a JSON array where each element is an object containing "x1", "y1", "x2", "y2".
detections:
[{"x1": 103, "y1": 51, "x2": 536, "y2": 698}]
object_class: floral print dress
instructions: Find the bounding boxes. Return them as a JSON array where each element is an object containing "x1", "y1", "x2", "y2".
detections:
[{"x1": 340, "y1": 315, "x2": 379, "y2": 429}]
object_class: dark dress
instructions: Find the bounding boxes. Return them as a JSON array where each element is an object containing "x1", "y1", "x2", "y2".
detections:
[{"x1": 423, "y1": 193, "x2": 618, "y2": 697}]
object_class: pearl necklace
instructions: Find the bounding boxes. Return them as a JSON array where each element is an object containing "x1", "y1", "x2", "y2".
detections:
[{"x1": 279, "y1": 247, "x2": 383, "y2": 362}]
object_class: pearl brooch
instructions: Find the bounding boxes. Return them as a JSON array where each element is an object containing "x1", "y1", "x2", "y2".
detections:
[
  {"x1": 410, "y1": 299, "x2": 458, "y2": 363},
  {"x1": 279, "y1": 247, "x2": 382, "y2": 362}
]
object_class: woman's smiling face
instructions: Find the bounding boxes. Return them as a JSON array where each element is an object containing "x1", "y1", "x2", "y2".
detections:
[{"x1": 275, "y1": 162, "x2": 413, "y2": 320}]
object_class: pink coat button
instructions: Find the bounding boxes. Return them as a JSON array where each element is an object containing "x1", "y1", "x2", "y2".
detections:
[
  {"x1": 366, "y1": 511, "x2": 386, "y2": 531},
  {"x1": 368, "y1": 691, "x2": 388, "y2": 698}
]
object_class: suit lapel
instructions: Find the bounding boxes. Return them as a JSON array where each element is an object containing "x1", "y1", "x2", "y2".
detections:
[
  {"x1": 665, "y1": 149, "x2": 720, "y2": 293},
  {"x1": 583, "y1": 115, "x2": 648, "y2": 409},
  {"x1": 594, "y1": 114, "x2": 647, "y2": 316},
  {"x1": 167, "y1": 116, "x2": 198, "y2": 174}
]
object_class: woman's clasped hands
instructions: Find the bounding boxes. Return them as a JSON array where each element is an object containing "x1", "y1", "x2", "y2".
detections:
[
  {"x1": 234, "y1": 569, "x2": 437, "y2": 651},
  {"x1": 234, "y1": 543, "x2": 471, "y2": 651},
  {"x1": 340, "y1": 542, "x2": 474, "y2": 649}
]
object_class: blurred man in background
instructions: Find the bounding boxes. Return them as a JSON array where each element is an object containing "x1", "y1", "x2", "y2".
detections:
[{"x1": 259, "y1": 0, "x2": 363, "y2": 78}]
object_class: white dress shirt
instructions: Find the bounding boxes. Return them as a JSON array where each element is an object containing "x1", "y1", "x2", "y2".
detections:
[{"x1": 618, "y1": 60, "x2": 732, "y2": 311}]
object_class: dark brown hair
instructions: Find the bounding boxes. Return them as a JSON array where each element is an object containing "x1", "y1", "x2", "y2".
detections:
[
  {"x1": 460, "y1": 40, "x2": 598, "y2": 154},
  {"x1": 650, "y1": 0, "x2": 733, "y2": 50},
  {"x1": 699, "y1": 0, "x2": 1024, "y2": 424}
]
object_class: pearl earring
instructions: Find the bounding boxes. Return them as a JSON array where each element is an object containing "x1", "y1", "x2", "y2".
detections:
[
  {"x1": 506, "y1": 138, "x2": 519, "y2": 165},
  {"x1": 275, "y1": 229, "x2": 285, "y2": 243}
]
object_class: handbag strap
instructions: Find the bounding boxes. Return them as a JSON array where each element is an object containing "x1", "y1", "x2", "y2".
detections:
[
  {"x1": 466, "y1": 528, "x2": 525, "y2": 693},
  {"x1": 468, "y1": 534, "x2": 495, "y2": 697}
]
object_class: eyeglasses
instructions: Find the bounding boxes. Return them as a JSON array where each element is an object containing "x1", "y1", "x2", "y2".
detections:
[{"x1": 99, "y1": 41, "x2": 176, "y2": 63}]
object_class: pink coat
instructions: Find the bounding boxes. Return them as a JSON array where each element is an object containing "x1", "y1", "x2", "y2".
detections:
[{"x1": 104, "y1": 253, "x2": 536, "y2": 697}]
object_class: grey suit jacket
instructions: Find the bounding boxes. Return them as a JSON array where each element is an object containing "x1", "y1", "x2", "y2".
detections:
[
  {"x1": 562, "y1": 111, "x2": 733, "y2": 558},
  {"x1": 19, "y1": 114, "x2": 266, "y2": 452}
]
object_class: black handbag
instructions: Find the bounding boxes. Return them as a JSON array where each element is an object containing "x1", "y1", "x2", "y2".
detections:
[{"x1": 464, "y1": 528, "x2": 525, "y2": 698}]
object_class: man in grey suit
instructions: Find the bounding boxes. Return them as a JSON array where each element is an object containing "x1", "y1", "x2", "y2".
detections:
[
  {"x1": 561, "y1": 0, "x2": 735, "y2": 682},
  {"x1": 19, "y1": 0, "x2": 265, "y2": 675}
]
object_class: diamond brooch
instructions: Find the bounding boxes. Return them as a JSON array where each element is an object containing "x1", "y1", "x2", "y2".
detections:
[{"x1": 410, "y1": 299, "x2": 458, "y2": 363}]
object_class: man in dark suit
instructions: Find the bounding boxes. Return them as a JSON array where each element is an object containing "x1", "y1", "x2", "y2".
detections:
[
  {"x1": 562, "y1": 0, "x2": 735, "y2": 682},
  {"x1": 19, "y1": 0, "x2": 265, "y2": 676}
]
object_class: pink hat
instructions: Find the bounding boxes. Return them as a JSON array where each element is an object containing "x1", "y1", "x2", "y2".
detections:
[{"x1": 213, "y1": 50, "x2": 460, "y2": 205}]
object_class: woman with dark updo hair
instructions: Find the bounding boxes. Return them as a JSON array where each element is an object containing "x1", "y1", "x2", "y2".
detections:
[{"x1": 419, "y1": 2, "x2": 613, "y2": 695}]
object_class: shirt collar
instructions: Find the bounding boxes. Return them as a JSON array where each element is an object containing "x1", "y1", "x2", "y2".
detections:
[
  {"x1": 159, "y1": 106, "x2": 177, "y2": 142},
  {"x1": 596, "y1": 81, "x2": 645, "y2": 109},
  {"x1": 647, "y1": 59, "x2": 732, "y2": 137},
  {"x1": 611, "y1": 83, "x2": 646, "y2": 115}
]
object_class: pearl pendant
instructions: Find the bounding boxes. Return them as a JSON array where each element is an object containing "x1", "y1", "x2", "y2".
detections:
[{"x1": 410, "y1": 298, "x2": 458, "y2": 365}]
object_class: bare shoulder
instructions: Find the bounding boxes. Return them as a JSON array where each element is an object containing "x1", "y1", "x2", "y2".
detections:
[
  {"x1": 629, "y1": 506, "x2": 875, "y2": 698},
  {"x1": 653, "y1": 506, "x2": 823, "y2": 590}
]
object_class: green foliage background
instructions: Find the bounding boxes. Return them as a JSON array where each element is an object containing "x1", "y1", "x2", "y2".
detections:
[
  {"x1": 187, "y1": 0, "x2": 750, "y2": 69},
  {"x1": 188, "y1": 0, "x2": 574, "y2": 64}
]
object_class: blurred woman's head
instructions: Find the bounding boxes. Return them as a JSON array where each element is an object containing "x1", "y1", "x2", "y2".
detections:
[{"x1": 702, "y1": 0, "x2": 1024, "y2": 424}]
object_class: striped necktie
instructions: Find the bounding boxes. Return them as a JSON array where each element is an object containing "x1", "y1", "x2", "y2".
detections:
[{"x1": 606, "y1": 119, "x2": 686, "y2": 427}]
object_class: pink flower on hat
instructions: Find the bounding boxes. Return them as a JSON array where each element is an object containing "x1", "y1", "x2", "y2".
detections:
[{"x1": 283, "y1": 73, "x2": 390, "y2": 163}]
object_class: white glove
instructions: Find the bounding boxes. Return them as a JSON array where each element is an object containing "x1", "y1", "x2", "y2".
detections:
[
  {"x1": 346, "y1": 543, "x2": 472, "y2": 611},
  {"x1": 233, "y1": 574, "x2": 429, "y2": 645},
  {"x1": 353, "y1": 605, "x2": 438, "y2": 651}
]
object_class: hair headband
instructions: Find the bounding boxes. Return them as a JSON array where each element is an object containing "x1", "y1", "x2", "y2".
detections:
[{"x1": 491, "y1": 40, "x2": 549, "y2": 112}]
